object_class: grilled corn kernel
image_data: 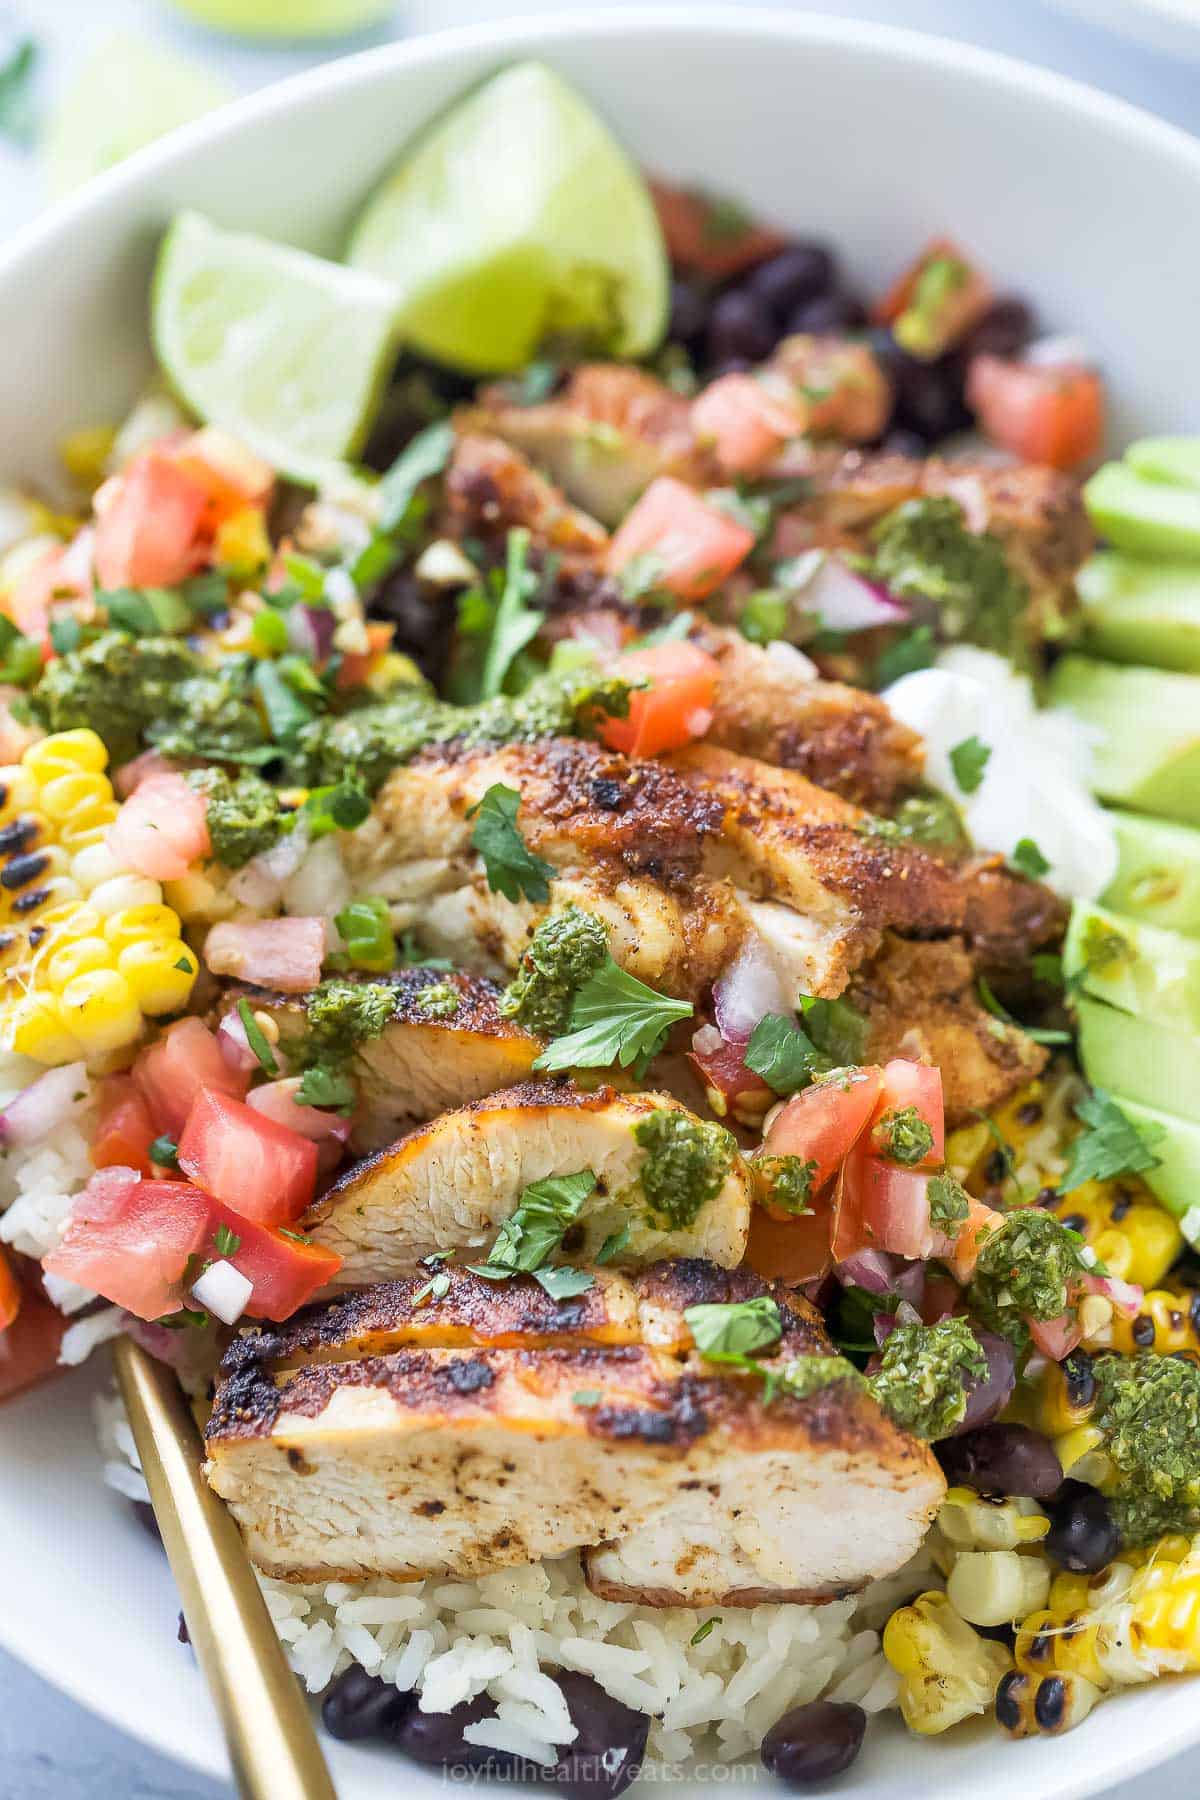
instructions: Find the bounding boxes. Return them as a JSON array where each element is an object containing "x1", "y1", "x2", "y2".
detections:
[
  {"x1": 32, "y1": 902, "x2": 102, "y2": 948},
  {"x1": 1027, "y1": 1351, "x2": 1098, "y2": 1437},
  {"x1": 6, "y1": 992, "x2": 80, "y2": 1063},
  {"x1": 1052, "y1": 1176, "x2": 1182, "y2": 1289},
  {"x1": 0, "y1": 813, "x2": 51, "y2": 859},
  {"x1": 214, "y1": 505, "x2": 270, "y2": 577},
  {"x1": 37, "y1": 770, "x2": 113, "y2": 825},
  {"x1": 71, "y1": 842, "x2": 125, "y2": 894},
  {"x1": 995, "y1": 1668, "x2": 1103, "y2": 1737},
  {"x1": 89, "y1": 874, "x2": 162, "y2": 917},
  {"x1": 883, "y1": 1591, "x2": 1012, "y2": 1734},
  {"x1": 1, "y1": 844, "x2": 71, "y2": 896},
  {"x1": 60, "y1": 425, "x2": 116, "y2": 487},
  {"x1": 58, "y1": 968, "x2": 141, "y2": 1054},
  {"x1": 24, "y1": 729, "x2": 108, "y2": 778},
  {"x1": 117, "y1": 939, "x2": 197, "y2": 1015},
  {"x1": 939, "y1": 1489, "x2": 1050, "y2": 1551},
  {"x1": 57, "y1": 803, "x2": 119, "y2": 853},
  {"x1": 1112, "y1": 1288, "x2": 1200, "y2": 1357},
  {"x1": 1052, "y1": 1424, "x2": 1111, "y2": 1484},
  {"x1": 47, "y1": 937, "x2": 114, "y2": 988},
  {"x1": 9, "y1": 875, "x2": 82, "y2": 922},
  {"x1": 1016, "y1": 1605, "x2": 1108, "y2": 1687},
  {"x1": 947, "y1": 1551, "x2": 1052, "y2": 1628},
  {"x1": 163, "y1": 869, "x2": 236, "y2": 924},
  {"x1": 103, "y1": 904, "x2": 181, "y2": 953}
]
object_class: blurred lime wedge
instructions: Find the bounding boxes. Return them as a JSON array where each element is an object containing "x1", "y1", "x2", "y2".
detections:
[
  {"x1": 46, "y1": 34, "x2": 233, "y2": 197},
  {"x1": 153, "y1": 211, "x2": 402, "y2": 484},
  {"x1": 347, "y1": 61, "x2": 668, "y2": 374},
  {"x1": 168, "y1": 0, "x2": 395, "y2": 39}
]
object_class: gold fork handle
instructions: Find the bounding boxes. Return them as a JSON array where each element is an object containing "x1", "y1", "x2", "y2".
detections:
[{"x1": 114, "y1": 1337, "x2": 337, "y2": 1800}]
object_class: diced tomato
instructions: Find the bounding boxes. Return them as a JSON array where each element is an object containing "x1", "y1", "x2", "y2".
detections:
[
  {"x1": 107, "y1": 772, "x2": 211, "y2": 883},
  {"x1": 134, "y1": 1017, "x2": 251, "y2": 1137},
  {"x1": 598, "y1": 640, "x2": 720, "y2": 758},
  {"x1": 874, "y1": 238, "x2": 992, "y2": 360},
  {"x1": 0, "y1": 1266, "x2": 66, "y2": 1402},
  {"x1": 760, "y1": 1067, "x2": 884, "y2": 1219},
  {"x1": 687, "y1": 1037, "x2": 775, "y2": 1127},
  {"x1": 216, "y1": 1206, "x2": 341, "y2": 1321},
  {"x1": 171, "y1": 427, "x2": 275, "y2": 526},
  {"x1": 691, "y1": 374, "x2": 801, "y2": 477},
  {"x1": 606, "y1": 477, "x2": 755, "y2": 601},
  {"x1": 93, "y1": 451, "x2": 209, "y2": 590},
  {"x1": 648, "y1": 180, "x2": 787, "y2": 279},
  {"x1": 869, "y1": 1059, "x2": 944, "y2": 1167},
  {"x1": 93, "y1": 1075, "x2": 158, "y2": 1177},
  {"x1": 178, "y1": 1089, "x2": 317, "y2": 1226},
  {"x1": 966, "y1": 356, "x2": 1105, "y2": 470},
  {"x1": 744, "y1": 1190, "x2": 835, "y2": 1284},
  {"x1": 42, "y1": 1168, "x2": 212, "y2": 1320},
  {"x1": 0, "y1": 1247, "x2": 20, "y2": 1331},
  {"x1": 113, "y1": 747, "x2": 183, "y2": 799},
  {"x1": 948, "y1": 1198, "x2": 1004, "y2": 1285},
  {"x1": 203, "y1": 917, "x2": 326, "y2": 994},
  {"x1": 839, "y1": 1155, "x2": 939, "y2": 1261},
  {"x1": 1029, "y1": 1311, "x2": 1084, "y2": 1362}
]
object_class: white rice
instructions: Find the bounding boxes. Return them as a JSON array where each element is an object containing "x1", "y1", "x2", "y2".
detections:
[
  {"x1": 95, "y1": 1387, "x2": 920, "y2": 1770},
  {"x1": 0, "y1": 1055, "x2": 96, "y2": 1274}
]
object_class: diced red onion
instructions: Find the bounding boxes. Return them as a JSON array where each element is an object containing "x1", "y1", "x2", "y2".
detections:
[
  {"x1": 712, "y1": 935, "x2": 790, "y2": 1044},
  {"x1": 190, "y1": 1258, "x2": 253, "y2": 1327},
  {"x1": 954, "y1": 1329, "x2": 1016, "y2": 1435},
  {"x1": 216, "y1": 1008, "x2": 259, "y2": 1075},
  {"x1": 892, "y1": 1259, "x2": 927, "y2": 1310},
  {"x1": 227, "y1": 860, "x2": 284, "y2": 910},
  {"x1": 1085, "y1": 1271, "x2": 1143, "y2": 1319},
  {"x1": 0, "y1": 1062, "x2": 87, "y2": 1145},
  {"x1": 691, "y1": 1023, "x2": 724, "y2": 1057},
  {"x1": 204, "y1": 917, "x2": 325, "y2": 993},
  {"x1": 286, "y1": 603, "x2": 336, "y2": 663},
  {"x1": 872, "y1": 1298, "x2": 922, "y2": 1347},
  {"x1": 793, "y1": 554, "x2": 910, "y2": 633},
  {"x1": 835, "y1": 1249, "x2": 897, "y2": 1296},
  {"x1": 247, "y1": 1078, "x2": 352, "y2": 1143}
]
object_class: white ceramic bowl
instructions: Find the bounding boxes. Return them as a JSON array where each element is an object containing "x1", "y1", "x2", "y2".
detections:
[
  {"x1": 4, "y1": 11, "x2": 1200, "y2": 1796},
  {"x1": 1045, "y1": 0, "x2": 1200, "y2": 60}
]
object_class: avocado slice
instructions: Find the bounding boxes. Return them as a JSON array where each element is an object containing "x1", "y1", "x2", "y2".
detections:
[
  {"x1": 1065, "y1": 900, "x2": 1200, "y2": 1035},
  {"x1": 1048, "y1": 655, "x2": 1200, "y2": 826},
  {"x1": 1126, "y1": 436, "x2": 1200, "y2": 493},
  {"x1": 1076, "y1": 994, "x2": 1200, "y2": 1125},
  {"x1": 1102, "y1": 810, "x2": 1200, "y2": 940},
  {"x1": 1085, "y1": 463, "x2": 1200, "y2": 560},
  {"x1": 1078, "y1": 553, "x2": 1200, "y2": 673},
  {"x1": 1102, "y1": 1094, "x2": 1200, "y2": 1236}
]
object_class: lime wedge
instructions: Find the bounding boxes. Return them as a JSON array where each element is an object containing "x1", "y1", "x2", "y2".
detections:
[
  {"x1": 46, "y1": 33, "x2": 233, "y2": 198},
  {"x1": 347, "y1": 61, "x2": 668, "y2": 375},
  {"x1": 152, "y1": 211, "x2": 402, "y2": 485}
]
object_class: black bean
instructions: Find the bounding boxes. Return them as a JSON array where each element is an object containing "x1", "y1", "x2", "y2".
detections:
[
  {"x1": 787, "y1": 290, "x2": 868, "y2": 335},
  {"x1": 367, "y1": 567, "x2": 455, "y2": 687},
  {"x1": 706, "y1": 289, "x2": 777, "y2": 365},
  {"x1": 708, "y1": 357, "x2": 753, "y2": 380},
  {"x1": 389, "y1": 1690, "x2": 508, "y2": 1769},
  {"x1": 961, "y1": 296, "x2": 1035, "y2": 362},
  {"x1": 1043, "y1": 1480, "x2": 1120, "y2": 1573},
  {"x1": 553, "y1": 1671, "x2": 650, "y2": 1799},
  {"x1": 936, "y1": 1424, "x2": 1064, "y2": 1500},
  {"x1": 760, "y1": 1700, "x2": 866, "y2": 1787},
  {"x1": 976, "y1": 1622, "x2": 1018, "y2": 1650},
  {"x1": 747, "y1": 245, "x2": 836, "y2": 321},
  {"x1": 322, "y1": 1666, "x2": 418, "y2": 1743},
  {"x1": 874, "y1": 335, "x2": 970, "y2": 442},
  {"x1": 881, "y1": 427, "x2": 929, "y2": 458},
  {"x1": 668, "y1": 277, "x2": 712, "y2": 347}
]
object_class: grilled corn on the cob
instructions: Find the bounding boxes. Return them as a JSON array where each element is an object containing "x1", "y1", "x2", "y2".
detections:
[{"x1": 883, "y1": 1590, "x2": 1012, "y2": 1733}]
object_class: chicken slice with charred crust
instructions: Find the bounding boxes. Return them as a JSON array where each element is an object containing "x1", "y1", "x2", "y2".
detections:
[
  {"x1": 442, "y1": 432, "x2": 608, "y2": 565},
  {"x1": 304, "y1": 1082, "x2": 751, "y2": 1286},
  {"x1": 205, "y1": 1259, "x2": 944, "y2": 1599}
]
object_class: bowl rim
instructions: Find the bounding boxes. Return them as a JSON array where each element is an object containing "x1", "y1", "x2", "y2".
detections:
[{"x1": 5, "y1": 8, "x2": 1200, "y2": 1792}]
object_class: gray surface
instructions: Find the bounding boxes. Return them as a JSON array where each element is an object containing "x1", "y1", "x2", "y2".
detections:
[{"x1": 5, "y1": 0, "x2": 1200, "y2": 1795}]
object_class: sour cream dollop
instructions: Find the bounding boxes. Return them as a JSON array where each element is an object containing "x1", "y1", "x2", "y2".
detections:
[{"x1": 883, "y1": 646, "x2": 1117, "y2": 901}]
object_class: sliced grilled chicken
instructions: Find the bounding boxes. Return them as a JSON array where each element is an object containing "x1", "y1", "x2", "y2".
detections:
[
  {"x1": 304, "y1": 1083, "x2": 751, "y2": 1285},
  {"x1": 206, "y1": 1261, "x2": 944, "y2": 1598},
  {"x1": 237, "y1": 970, "x2": 539, "y2": 1152},
  {"x1": 848, "y1": 933, "x2": 1046, "y2": 1126},
  {"x1": 462, "y1": 365, "x2": 714, "y2": 526},
  {"x1": 697, "y1": 626, "x2": 924, "y2": 810},
  {"x1": 442, "y1": 432, "x2": 608, "y2": 566}
]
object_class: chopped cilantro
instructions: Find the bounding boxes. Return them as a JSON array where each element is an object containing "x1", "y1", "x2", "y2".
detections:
[
  {"x1": 977, "y1": 973, "x2": 1071, "y2": 1047},
  {"x1": 298, "y1": 979, "x2": 396, "y2": 1074},
  {"x1": 414, "y1": 980, "x2": 460, "y2": 1021},
  {"x1": 739, "y1": 590, "x2": 789, "y2": 645},
  {"x1": 296, "y1": 1064, "x2": 356, "y2": 1111},
  {"x1": 1033, "y1": 952, "x2": 1064, "y2": 987},
  {"x1": 596, "y1": 1222, "x2": 631, "y2": 1265},
  {"x1": 376, "y1": 419, "x2": 455, "y2": 536},
  {"x1": 480, "y1": 527, "x2": 542, "y2": 700},
  {"x1": 1010, "y1": 837, "x2": 1051, "y2": 880},
  {"x1": 800, "y1": 994, "x2": 867, "y2": 1066},
  {"x1": 635, "y1": 1110, "x2": 736, "y2": 1231},
  {"x1": 871, "y1": 497, "x2": 1030, "y2": 666},
  {"x1": 185, "y1": 767, "x2": 288, "y2": 870},
  {"x1": 968, "y1": 1208, "x2": 1096, "y2": 1346},
  {"x1": 927, "y1": 1172, "x2": 970, "y2": 1234},
  {"x1": 213, "y1": 1223, "x2": 242, "y2": 1258},
  {"x1": 149, "y1": 1135, "x2": 179, "y2": 1170},
  {"x1": 467, "y1": 782, "x2": 555, "y2": 906},
  {"x1": 533, "y1": 1266, "x2": 595, "y2": 1300},
  {"x1": 303, "y1": 774, "x2": 371, "y2": 839},
  {"x1": 499, "y1": 906, "x2": 609, "y2": 1038},
  {"x1": 412, "y1": 1270, "x2": 453, "y2": 1307},
  {"x1": 691, "y1": 1618, "x2": 720, "y2": 1646},
  {"x1": 1092, "y1": 1353, "x2": 1200, "y2": 1544},
  {"x1": 949, "y1": 735, "x2": 991, "y2": 795},
  {"x1": 237, "y1": 999, "x2": 278, "y2": 1076},
  {"x1": 755, "y1": 1154, "x2": 817, "y2": 1216},
  {"x1": 875, "y1": 1105, "x2": 934, "y2": 1167},
  {"x1": 533, "y1": 955, "x2": 692, "y2": 1076},
  {"x1": 684, "y1": 1295, "x2": 783, "y2": 1363},
  {"x1": 467, "y1": 1169, "x2": 597, "y2": 1279},
  {"x1": 744, "y1": 1013, "x2": 828, "y2": 1095},
  {"x1": 867, "y1": 1318, "x2": 987, "y2": 1440},
  {"x1": 873, "y1": 624, "x2": 936, "y2": 689},
  {"x1": 1060, "y1": 1089, "x2": 1166, "y2": 1192}
]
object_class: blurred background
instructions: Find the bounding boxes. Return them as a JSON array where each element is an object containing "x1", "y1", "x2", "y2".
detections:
[{"x1": 2, "y1": 0, "x2": 1200, "y2": 1795}]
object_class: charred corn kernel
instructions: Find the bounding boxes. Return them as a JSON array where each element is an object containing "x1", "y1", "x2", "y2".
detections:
[
  {"x1": 117, "y1": 939, "x2": 196, "y2": 1015},
  {"x1": 24, "y1": 730, "x2": 107, "y2": 779},
  {"x1": 1016, "y1": 1603, "x2": 1109, "y2": 1687},
  {"x1": 60, "y1": 425, "x2": 116, "y2": 488},
  {"x1": 46, "y1": 937, "x2": 114, "y2": 988},
  {"x1": 103, "y1": 904, "x2": 181, "y2": 953},
  {"x1": 0, "y1": 767, "x2": 37, "y2": 824},
  {"x1": 1027, "y1": 1350, "x2": 1098, "y2": 1437},
  {"x1": 88, "y1": 874, "x2": 162, "y2": 917},
  {"x1": 0, "y1": 844, "x2": 71, "y2": 895},
  {"x1": 214, "y1": 505, "x2": 270, "y2": 577},
  {"x1": 57, "y1": 803, "x2": 119, "y2": 853},
  {"x1": 9, "y1": 876, "x2": 83, "y2": 923},
  {"x1": 38, "y1": 770, "x2": 113, "y2": 825},
  {"x1": 6, "y1": 992, "x2": 80, "y2": 1063},
  {"x1": 939, "y1": 1489, "x2": 1050, "y2": 1551},
  {"x1": 32, "y1": 902, "x2": 102, "y2": 948},
  {"x1": 59, "y1": 968, "x2": 141, "y2": 1054},
  {"x1": 163, "y1": 869, "x2": 236, "y2": 925},
  {"x1": 1078, "y1": 1292, "x2": 1115, "y2": 1348},
  {"x1": 995, "y1": 1667, "x2": 1103, "y2": 1737},
  {"x1": 883, "y1": 1591, "x2": 1012, "y2": 1734},
  {"x1": 1112, "y1": 1288, "x2": 1200, "y2": 1357},
  {"x1": 71, "y1": 842, "x2": 124, "y2": 893},
  {"x1": 0, "y1": 813, "x2": 52, "y2": 859},
  {"x1": 1053, "y1": 1424, "x2": 1111, "y2": 1485},
  {"x1": 1052, "y1": 1176, "x2": 1182, "y2": 1289},
  {"x1": 947, "y1": 1551, "x2": 1051, "y2": 1628}
]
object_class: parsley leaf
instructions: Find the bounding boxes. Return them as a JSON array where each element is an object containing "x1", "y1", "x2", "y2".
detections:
[
  {"x1": 376, "y1": 419, "x2": 455, "y2": 535},
  {"x1": 873, "y1": 624, "x2": 935, "y2": 688},
  {"x1": 1060, "y1": 1089, "x2": 1166, "y2": 1192},
  {"x1": 213, "y1": 1223, "x2": 242, "y2": 1258},
  {"x1": 468, "y1": 1169, "x2": 597, "y2": 1279},
  {"x1": 237, "y1": 998, "x2": 278, "y2": 1076},
  {"x1": 480, "y1": 528, "x2": 542, "y2": 700},
  {"x1": 467, "y1": 782, "x2": 555, "y2": 905},
  {"x1": 0, "y1": 37, "x2": 38, "y2": 146},
  {"x1": 684, "y1": 1296, "x2": 783, "y2": 1364},
  {"x1": 413, "y1": 1270, "x2": 452, "y2": 1307},
  {"x1": 533, "y1": 955, "x2": 692, "y2": 1075},
  {"x1": 596, "y1": 1222, "x2": 631, "y2": 1265},
  {"x1": 1010, "y1": 837, "x2": 1050, "y2": 880},
  {"x1": 296, "y1": 1065, "x2": 357, "y2": 1111},
  {"x1": 254, "y1": 658, "x2": 316, "y2": 744},
  {"x1": 691, "y1": 1618, "x2": 720, "y2": 1645},
  {"x1": 744, "y1": 1013, "x2": 828, "y2": 1095},
  {"x1": 800, "y1": 994, "x2": 867, "y2": 1065},
  {"x1": 149, "y1": 1135, "x2": 179, "y2": 1170},
  {"x1": 949, "y1": 735, "x2": 991, "y2": 795},
  {"x1": 533, "y1": 1266, "x2": 596, "y2": 1300},
  {"x1": 303, "y1": 774, "x2": 371, "y2": 838}
]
